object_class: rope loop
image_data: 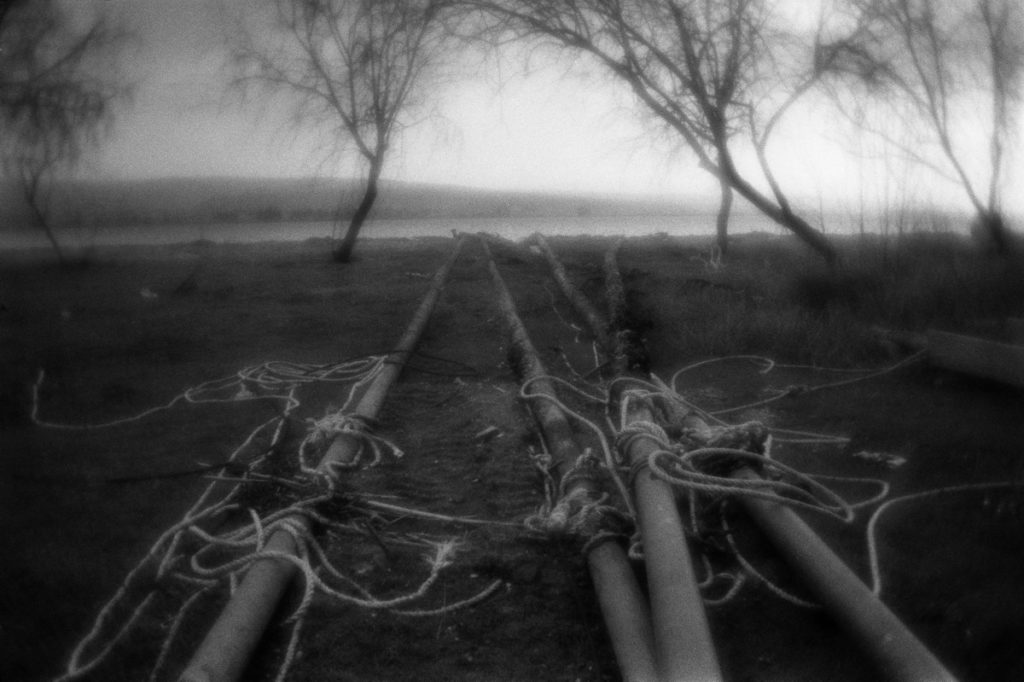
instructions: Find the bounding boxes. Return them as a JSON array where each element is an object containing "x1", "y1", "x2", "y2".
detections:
[
  {"x1": 525, "y1": 450, "x2": 633, "y2": 554},
  {"x1": 299, "y1": 410, "x2": 403, "y2": 480},
  {"x1": 647, "y1": 443, "x2": 855, "y2": 523},
  {"x1": 614, "y1": 420, "x2": 670, "y2": 459},
  {"x1": 305, "y1": 412, "x2": 373, "y2": 448},
  {"x1": 559, "y1": 447, "x2": 605, "y2": 491},
  {"x1": 44, "y1": 349, "x2": 505, "y2": 682}
]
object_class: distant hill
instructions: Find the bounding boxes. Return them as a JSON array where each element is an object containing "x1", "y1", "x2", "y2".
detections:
[{"x1": 0, "y1": 176, "x2": 710, "y2": 230}]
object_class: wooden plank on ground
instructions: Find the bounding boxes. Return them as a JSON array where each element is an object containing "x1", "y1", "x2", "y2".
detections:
[{"x1": 927, "y1": 329, "x2": 1024, "y2": 388}]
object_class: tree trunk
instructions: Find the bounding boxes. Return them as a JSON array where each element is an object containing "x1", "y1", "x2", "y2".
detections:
[
  {"x1": 710, "y1": 152, "x2": 838, "y2": 267},
  {"x1": 26, "y1": 189, "x2": 65, "y2": 267},
  {"x1": 976, "y1": 209, "x2": 1011, "y2": 255},
  {"x1": 716, "y1": 173, "x2": 732, "y2": 257},
  {"x1": 728, "y1": 172, "x2": 837, "y2": 266},
  {"x1": 333, "y1": 159, "x2": 383, "y2": 263},
  {"x1": 37, "y1": 216, "x2": 66, "y2": 267}
]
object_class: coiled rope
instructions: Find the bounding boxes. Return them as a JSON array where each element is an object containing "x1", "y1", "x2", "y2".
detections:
[
  {"x1": 523, "y1": 448, "x2": 632, "y2": 555},
  {"x1": 31, "y1": 358, "x2": 386, "y2": 430},
  {"x1": 669, "y1": 351, "x2": 928, "y2": 417},
  {"x1": 613, "y1": 380, "x2": 1024, "y2": 611},
  {"x1": 513, "y1": 354, "x2": 1011, "y2": 612},
  {"x1": 45, "y1": 358, "x2": 503, "y2": 682}
]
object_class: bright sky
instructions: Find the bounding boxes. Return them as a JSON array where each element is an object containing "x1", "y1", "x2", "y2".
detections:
[
  {"x1": 90, "y1": 0, "x2": 1022, "y2": 219},
  {"x1": 93, "y1": 0, "x2": 704, "y2": 195}
]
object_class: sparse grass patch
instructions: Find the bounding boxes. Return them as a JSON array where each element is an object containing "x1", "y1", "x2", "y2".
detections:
[
  {"x1": 628, "y1": 231, "x2": 1023, "y2": 368},
  {"x1": 3, "y1": 233, "x2": 1023, "y2": 682},
  {"x1": 663, "y1": 279, "x2": 881, "y2": 366},
  {"x1": 791, "y1": 236, "x2": 1024, "y2": 331}
]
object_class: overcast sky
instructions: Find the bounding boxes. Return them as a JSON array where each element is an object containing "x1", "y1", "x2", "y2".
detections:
[
  {"x1": 89, "y1": 0, "x2": 1021, "y2": 217},
  {"x1": 93, "y1": 0, "x2": 707, "y2": 195}
]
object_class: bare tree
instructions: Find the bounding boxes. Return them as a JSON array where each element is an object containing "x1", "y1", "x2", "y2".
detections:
[
  {"x1": 457, "y1": 0, "x2": 856, "y2": 264},
  {"x1": 838, "y1": 0, "x2": 1023, "y2": 254},
  {"x1": 232, "y1": 0, "x2": 450, "y2": 262},
  {"x1": 0, "y1": 0, "x2": 130, "y2": 264}
]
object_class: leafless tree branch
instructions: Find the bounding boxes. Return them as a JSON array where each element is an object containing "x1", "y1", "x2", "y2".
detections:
[
  {"x1": 454, "y1": 0, "x2": 846, "y2": 264},
  {"x1": 0, "y1": 0, "x2": 133, "y2": 264},
  {"x1": 229, "y1": 0, "x2": 450, "y2": 262}
]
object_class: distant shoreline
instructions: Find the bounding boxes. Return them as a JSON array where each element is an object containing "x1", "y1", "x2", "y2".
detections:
[
  {"x1": 0, "y1": 214, "x2": 756, "y2": 251},
  {"x1": 0, "y1": 175, "x2": 981, "y2": 233},
  {"x1": 0, "y1": 222, "x2": 980, "y2": 264},
  {"x1": 0, "y1": 175, "x2": 706, "y2": 231}
]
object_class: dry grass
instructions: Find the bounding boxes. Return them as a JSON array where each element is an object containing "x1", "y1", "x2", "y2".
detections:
[{"x1": 2, "y1": 231, "x2": 1023, "y2": 682}]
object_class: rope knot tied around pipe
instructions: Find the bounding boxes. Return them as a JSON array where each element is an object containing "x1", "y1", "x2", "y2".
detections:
[
  {"x1": 648, "y1": 444, "x2": 858, "y2": 524},
  {"x1": 524, "y1": 449, "x2": 633, "y2": 555},
  {"x1": 304, "y1": 412, "x2": 375, "y2": 448},
  {"x1": 615, "y1": 390, "x2": 854, "y2": 521},
  {"x1": 300, "y1": 410, "x2": 403, "y2": 480},
  {"x1": 615, "y1": 420, "x2": 671, "y2": 462},
  {"x1": 673, "y1": 421, "x2": 772, "y2": 477}
]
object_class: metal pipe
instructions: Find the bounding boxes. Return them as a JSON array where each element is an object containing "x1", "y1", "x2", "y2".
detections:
[
  {"x1": 179, "y1": 236, "x2": 466, "y2": 682},
  {"x1": 619, "y1": 398, "x2": 723, "y2": 682},
  {"x1": 602, "y1": 239, "x2": 648, "y2": 374},
  {"x1": 731, "y1": 467, "x2": 957, "y2": 682},
  {"x1": 536, "y1": 234, "x2": 647, "y2": 378},
  {"x1": 176, "y1": 499, "x2": 316, "y2": 682},
  {"x1": 587, "y1": 542, "x2": 660, "y2": 682},
  {"x1": 482, "y1": 236, "x2": 659, "y2": 682},
  {"x1": 532, "y1": 232, "x2": 611, "y2": 354}
]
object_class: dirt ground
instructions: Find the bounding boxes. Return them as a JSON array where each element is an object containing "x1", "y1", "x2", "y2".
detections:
[{"x1": 2, "y1": 234, "x2": 1023, "y2": 681}]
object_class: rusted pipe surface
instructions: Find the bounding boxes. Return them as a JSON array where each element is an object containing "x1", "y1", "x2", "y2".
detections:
[
  {"x1": 732, "y1": 467, "x2": 957, "y2": 682},
  {"x1": 620, "y1": 398, "x2": 723, "y2": 682},
  {"x1": 483, "y1": 236, "x2": 658, "y2": 682},
  {"x1": 179, "y1": 237, "x2": 465, "y2": 682}
]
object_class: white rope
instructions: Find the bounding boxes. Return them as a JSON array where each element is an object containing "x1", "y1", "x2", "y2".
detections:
[
  {"x1": 618, "y1": 372, "x2": 1024, "y2": 616},
  {"x1": 612, "y1": 384, "x2": 879, "y2": 607},
  {"x1": 695, "y1": 351, "x2": 927, "y2": 416},
  {"x1": 519, "y1": 374, "x2": 635, "y2": 519},
  {"x1": 865, "y1": 481, "x2": 1024, "y2": 597},
  {"x1": 31, "y1": 358, "x2": 386, "y2": 430},
  {"x1": 53, "y1": 414, "x2": 288, "y2": 682},
  {"x1": 297, "y1": 410, "x2": 403, "y2": 479},
  {"x1": 47, "y1": 355, "x2": 504, "y2": 682}
]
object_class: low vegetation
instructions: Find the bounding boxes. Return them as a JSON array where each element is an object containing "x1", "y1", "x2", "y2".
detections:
[
  {"x1": 588, "y1": 232, "x2": 1023, "y2": 368},
  {"x1": 2, "y1": 232, "x2": 1022, "y2": 681}
]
